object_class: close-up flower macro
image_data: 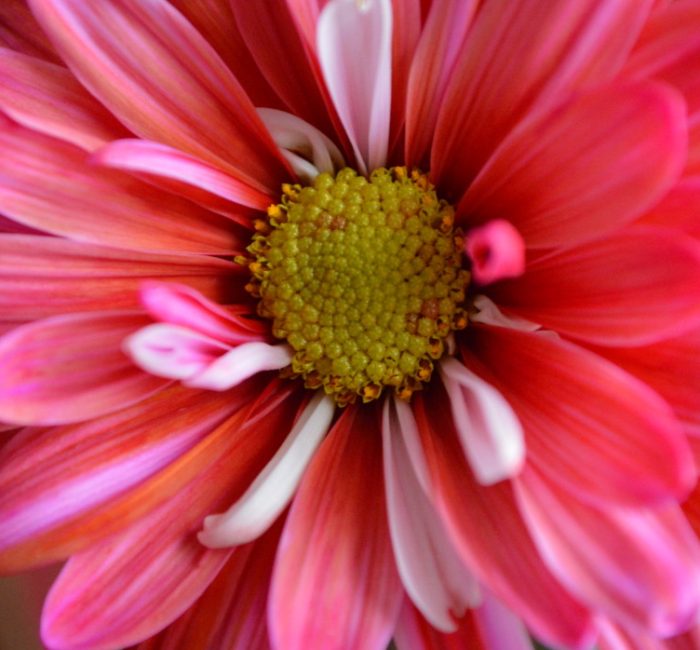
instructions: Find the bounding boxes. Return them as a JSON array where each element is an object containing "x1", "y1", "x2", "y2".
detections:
[{"x1": 2, "y1": 0, "x2": 700, "y2": 648}]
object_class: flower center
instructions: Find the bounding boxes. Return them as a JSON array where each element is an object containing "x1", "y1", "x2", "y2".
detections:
[{"x1": 244, "y1": 167, "x2": 470, "y2": 405}]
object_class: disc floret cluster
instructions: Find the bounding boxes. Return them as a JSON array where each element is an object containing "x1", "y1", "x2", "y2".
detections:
[{"x1": 243, "y1": 167, "x2": 470, "y2": 405}]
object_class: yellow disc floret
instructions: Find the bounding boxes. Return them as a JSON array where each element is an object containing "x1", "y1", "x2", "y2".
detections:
[{"x1": 244, "y1": 167, "x2": 470, "y2": 405}]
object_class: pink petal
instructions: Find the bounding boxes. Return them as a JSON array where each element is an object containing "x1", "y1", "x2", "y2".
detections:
[
  {"x1": 473, "y1": 589, "x2": 534, "y2": 650},
  {"x1": 438, "y1": 358, "x2": 524, "y2": 485},
  {"x1": 0, "y1": 120, "x2": 242, "y2": 254},
  {"x1": 230, "y1": 0, "x2": 341, "y2": 142},
  {"x1": 0, "y1": 235, "x2": 240, "y2": 324},
  {"x1": 93, "y1": 139, "x2": 273, "y2": 212},
  {"x1": 641, "y1": 176, "x2": 700, "y2": 239},
  {"x1": 382, "y1": 397, "x2": 480, "y2": 632},
  {"x1": 413, "y1": 389, "x2": 595, "y2": 650},
  {"x1": 465, "y1": 219, "x2": 526, "y2": 286},
  {"x1": 258, "y1": 108, "x2": 345, "y2": 182},
  {"x1": 185, "y1": 342, "x2": 293, "y2": 391},
  {"x1": 404, "y1": 0, "x2": 477, "y2": 167},
  {"x1": 0, "y1": 385, "x2": 249, "y2": 566},
  {"x1": 139, "y1": 281, "x2": 267, "y2": 346},
  {"x1": 317, "y1": 0, "x2": 392, "y2": 173},
  {"x1": 431, "y1": 0, "x2": 656, "y2": 196},
  {"x1": 0, "y1": 48, "x2": 127, "y2": 151},
  {"x1": 468, "y1": 325, "x2": 696, "y2": 506},
  {"x1": 199, "y1": 391, "x2": 334, "y2": 548},
  {"x1": 269, "y1": 404, "x2": 402, "y2": 650},
  {"x1": 0, "y1": 312, "x2": 169, "y2": 426},
  {"x1": 457, "y1": 83, "x2": 687, "y2": 248},
  {"x1": 0, "y1": 0, "x2": 61, "y2": 62},
  {"x1": 515, "y1": 466, "x2": 700, "y2": 636},
  {"x1": 124, "y1": 323, "x2": 230, "y2": 382},
  {"x1": 492, "y1": 226, "x2": 700, "y2": 346},
  {"x1": 29, "y1": 0, "x2": 289, "y2": 192}
]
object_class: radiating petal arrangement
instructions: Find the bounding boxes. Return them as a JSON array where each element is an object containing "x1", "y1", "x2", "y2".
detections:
[{"x1": 1, "y1": 2, "x2": 700, "y2": 649}]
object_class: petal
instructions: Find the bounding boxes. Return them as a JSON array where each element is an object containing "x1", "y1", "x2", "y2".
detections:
[
  {"x1": 641, "y1": 176, "x2": 700, "y2": 240},
  {"x1": 0, "y1": 48, "x2": 127, "y2": 151},
  {"x1": 394, "y1": 601, "x2": 484, "y2": 650},
  {"x1": 515, "y1": 466, "x2": 700, "y2": 636},
  {"x1": 269, "y1": 403, "x2": 402, "y2": 650},
  {"x1": 438, "y1": 357, "x2": 525, "y2": 485},
  {"x1": 0, "y1": 312, "x2": 168, "y2": 426},
  {"x1": 404, "y1": 0, "x2": 477, "y2": 167},
  {"x1": 0, "y1": 378, "x2": 299, "y2": 572},
  {"x1": 185, "y1": 342, "x2": 293, "y2": 391},
  {"x1": 317, "y1": 0, "x2": 392, "y2": 173},
  {"x1": 468, "y1": 325, "x2": 696, "y2": 506},
  {"x1": 93, "y1": 139, "x2": 273, "y2": 212},
  {"x1": 0, "y1": 120, "x2": 242, "y2": 254},
  {"x1": 0, "y1": 0, "x2": 60, "y2": 62},
  {"x1": 0, "y1": 385, "x2": 250, "y2": 570},
  {"x1": 413, "y1": 386, "x2": 595, "y2": 650},
  {"x1": 0, "y1": 234, "x2": 241, "y2": 324},
  {"x1": 29, "y1": 0, "x2": 289, "y2": 192},
  {"x1": 258, "y1": 108, "x2": 345, "y2": 182},
  {"x1": 382, "y1": 397, "x2": 480, "y2": 633},
  {"x1": 457, "y1": 83, "x2": 687, "y2": 248},
  {"x1": 492, "y1": 226, "x2": 700, "y2": 346},
  {"x1": 464, "y1": 219, "x2": 526, "y2": 286},
  {"x1": 199, "y1": 391, "x2": 335, "y2": 547},
  {"x1": 135, "y1": 523, "x2": 281, "y2": 650},
  {"x1": 230, "y1": 0, "x2": 341, "y2": 141},
  {"x1": 139, "y1": 281, "x2": 267, "y2": 346},
  {"x1": 432, "y1": 0, "x2": 655, "y2": 196}
]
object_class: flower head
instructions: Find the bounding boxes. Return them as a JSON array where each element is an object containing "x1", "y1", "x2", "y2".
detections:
[{"x1": 1, "y1": 1, "x2": 700, "y2": 649}]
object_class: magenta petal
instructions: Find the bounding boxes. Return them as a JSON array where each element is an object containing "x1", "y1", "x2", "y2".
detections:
[
  {"x1": 465, "y1": 219, "x2": 526, "y2": 286},
  {"x1": 516, "y1": 467, "x2": 700, "y2": 636},
  {"x1": 269, "y1": 405, "x2": 402, "y2": 650},
  {"x1": 0, "y1": 312, "x2": 168, "y2": 425}
]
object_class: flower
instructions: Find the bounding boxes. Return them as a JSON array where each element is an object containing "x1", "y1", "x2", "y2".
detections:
[{"x1": 0, "y1": 1, "x2": 700, "y2": 649}]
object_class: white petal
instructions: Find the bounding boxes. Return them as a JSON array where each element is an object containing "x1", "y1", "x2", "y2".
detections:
[
  {"x1": 317, "y1": 0, "x2": 392, "y2": 173},
  {"x1": 471, "y1": 295, "x2": 542, "y2": 332},
  {"x1": 258, "y1": 107, "x2": 345, "y2": 183},
  {"x1": 439, "y1": 358, "x2": 525, "y2": 484},
  {"x1": 198, "y1": 391, "x2": 335, "y2": 547},
  {"x1": 383, "y1": 396, "x2": 481, "y2": 632},
  {"x1": 186, "y1": 341, "x2": 292, "y2": 391}
]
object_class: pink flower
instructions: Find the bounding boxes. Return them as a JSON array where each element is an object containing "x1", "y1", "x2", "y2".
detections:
[{"x1": 0, "y1": 1, "x2": 700, "y2": 649}]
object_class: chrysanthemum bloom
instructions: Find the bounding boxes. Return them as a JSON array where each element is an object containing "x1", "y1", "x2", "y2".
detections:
[{"x1": 1, "y1": 0, "x2": 700, "y2": 648}]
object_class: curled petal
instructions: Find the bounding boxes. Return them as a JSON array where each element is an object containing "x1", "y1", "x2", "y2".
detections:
[
  {"x1": 465, "y1": 219, "x2": 526, "y2": 285},
  {"x1": 199, "y1": 391, "x2": 335, "y2": 548}
]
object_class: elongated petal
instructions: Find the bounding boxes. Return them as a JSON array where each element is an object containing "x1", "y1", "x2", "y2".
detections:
[
  {"x1": 0, "y1": 0, "x2": 60, "y2": 62},
  {"x1": 432, "y1": 0, "x2": 655, "y2": 195},
  {"x1": 404, "y1": 0, "x2": 477, "y2": 167},
  {"x1": 0, "y1": 378, "x2": 298, "y2": 572},
  {"x1": 516, "y1": 467, "x2": 700, "y2": 636},
  {"x1": 0, "y1": 312, "x2": 168, "y2": 425},
  {"x1": 641, "y1": 177, "x2": 700, "y2": 239},
  {"x1": 394, "y1": 601, "x2": 484, "y2": 650},
  {"x1": 317, "y1": 0, "x2": 392, "y2": 173},
  {"x1": 139, "y1": 282, "x2": 266, "y2": 345},
  {"x1": 468, "y1": 325, "x2": 696, "y2": 506},
  {"x1": 439, "y1": 358, "x2": 524, "y2": 485},
  {"x1": 458, "y1": 83, "x2": 686, "y2": 248},
  {"x1": 0, "y1": 235, "x2": 240, "y2": 324},
  {"x1": 29, "y1": 0, "x2": 288, "y2": 191},
  {"x1": 383, "y1": 397, "x2": 480, "y2": 632},
  {"x1": 493, "y1": 227, "x2": 700, "y2": 345},
  {"x1": 93, "y1": 139, "x2": 273, "y2": 211},
  {"x1": 413, "y1": 387, "x2": 596, "y2": 649},
  {"x1": 0, "y1": 386, "x2": 247, "y2": 566},
  {"x1": 199, "y1": 392, "x2": 334, "y2": 547},
  {"x1": 269, "y1": 404, "x2": 402, "y2": 650},
  {"x1": 135, "y1": 523, "x2": 282, "y2": 650},
  {"x1": 0, "y1": 48, "x2": 127, "y2": 151},
  {"x1": 0, "y1": 120, "x2": 242, "y2": 254}
]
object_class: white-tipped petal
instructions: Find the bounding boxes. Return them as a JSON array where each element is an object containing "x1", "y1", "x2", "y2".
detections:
[
  {"x1": 199, "y1": 391, "x2": 335, "y2": 547},
  {"x1": 383, "y1": 397, "x2": 481, "y2": 632},
  {"x1": 317, "y1": 0, "x2": 392, "y2": 173},
  {"x1": 186, "y1": 341, "x2": 292, "y2": 391},
  {"x1": 124, "y1": 323, "x2": 228, "y2": 381},
  {"x1": 258, "y1": 107, "x2": 344, "y2": 182},
  {"x1": 440, "y1": 358, "x2": 525, "y2": 484},
  {"x1": 471, "y1": 295, "x2": 542, "y2": 332}
]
